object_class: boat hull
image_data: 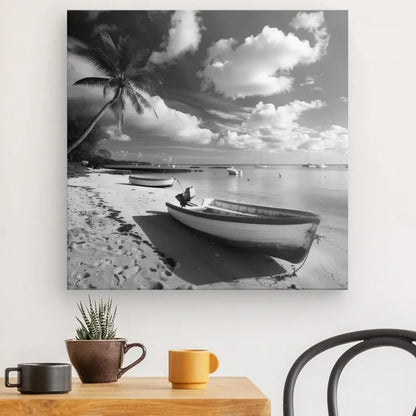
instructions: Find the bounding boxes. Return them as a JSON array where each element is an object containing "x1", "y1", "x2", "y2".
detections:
[
  {"x1": 129, "y1": 176, "x2": 175, "y2": 188},
  {"x1": 166, "y1": 201, "x2": 319, "y2": 263},
  {"x1": 227, "y1": 168, "x2": 242, "y2": 175}
]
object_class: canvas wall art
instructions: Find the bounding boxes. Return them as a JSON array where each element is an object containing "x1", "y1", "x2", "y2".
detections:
[{"x1": 67, "y1": 10, "x2": 348, "y2": 290}]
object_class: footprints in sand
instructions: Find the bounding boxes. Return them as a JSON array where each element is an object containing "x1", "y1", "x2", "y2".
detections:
[{"x1": 68, "y1": 184, "x2": 190, "y2": 290}]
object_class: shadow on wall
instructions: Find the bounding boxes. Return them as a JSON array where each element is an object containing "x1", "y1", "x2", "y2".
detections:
[{"x1": 133, "y1": 212, "x2": 286, "y2": 285}]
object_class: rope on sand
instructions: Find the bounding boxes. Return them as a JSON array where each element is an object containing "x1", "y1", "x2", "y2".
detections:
[
  {"x1": 294, "y1": 233, "x2": 347, "y2": 272},
  {"x1": 322, "y1": 236, "x2": 348, "y2": 253},
  {"x1": 266, "y1": 232, "x2": 347, "y2": 284}
]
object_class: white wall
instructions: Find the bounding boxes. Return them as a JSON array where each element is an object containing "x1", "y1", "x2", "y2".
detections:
[{"x1": 1, "y1": 1, "x2": 415, "y2": 415}]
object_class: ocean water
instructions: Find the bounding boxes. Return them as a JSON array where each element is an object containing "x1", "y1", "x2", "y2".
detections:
[{"x1": 171, "y1": 165, "x2": 347, "y2": 227}]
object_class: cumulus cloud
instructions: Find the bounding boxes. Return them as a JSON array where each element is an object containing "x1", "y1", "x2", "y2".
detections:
[
  {"x1": 246, "y1": 100, "x2": 325, "y2": 150},
  {"x1": 124, "y1": 95, "x2": 217, "y2": 145},
  {"x1": 297, "y1": 125, "x2": 348, "y2": 152},
  {"x1": 246, "y1": 100, "x2": 325, "y2": 131},
  {"x1": 217, "y1": 131, "x2": 264, "y2": 150},
  {"x1": 199, "y1": 12, "x2": 329, "y2": 98},
  {"x1": 104, "y1": 126, "x2": 131, "y2": 142},
  {"x1": 217, "y1": 99, "x2": 326, "y2": 150},
  {"x1": 149, "y1": 11, "x2": 203, "y2": 65},
  {"x1": 290, "y1": 11, "x2": 326, "y2": 30},
  {"x1": 289, "y1": 11, "x2": 329, "y2": 64}
]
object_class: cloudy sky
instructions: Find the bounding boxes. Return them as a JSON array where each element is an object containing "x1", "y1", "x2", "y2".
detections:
[{"x1": 68, "y1": 10, "x2": 348, "y2": 164}]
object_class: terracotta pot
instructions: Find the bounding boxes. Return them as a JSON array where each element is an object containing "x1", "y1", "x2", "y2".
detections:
[{"x1": 65, "y1": 338, "x2": 146, "y2": 383}]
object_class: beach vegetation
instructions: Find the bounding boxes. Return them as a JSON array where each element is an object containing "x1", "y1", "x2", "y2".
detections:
[
  {"x1": 68, "y1": 101, "x2": 106, "y2": 162},
  {"x1": 75, "y1": 297, "x2": 117, "y2": 340},
  {"x1": 68, "y1": 31, "x2": 160, "y2": 154}
]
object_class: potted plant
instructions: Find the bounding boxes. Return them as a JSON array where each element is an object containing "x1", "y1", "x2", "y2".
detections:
[{"x1": 66, "y1": 298, "x2": 146, "y2": 383}]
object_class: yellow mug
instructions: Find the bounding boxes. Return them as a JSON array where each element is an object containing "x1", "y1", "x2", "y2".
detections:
[{"x1": 169, "y1": 349, "x2": 219, "y2": 389}]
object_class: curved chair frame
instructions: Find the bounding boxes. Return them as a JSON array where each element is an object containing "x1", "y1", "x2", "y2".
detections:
[{"x1": 283, "y1": 329, "x2": 416, "y2": 416}]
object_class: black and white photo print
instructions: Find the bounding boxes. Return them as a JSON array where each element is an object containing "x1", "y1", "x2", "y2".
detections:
[{"x1": 67, "y1": 10, "x2": 348, "y2": 290}]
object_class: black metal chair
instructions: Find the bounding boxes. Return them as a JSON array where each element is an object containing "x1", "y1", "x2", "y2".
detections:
[{"x1": 283, "y1": 329, "x2": 416, "y2": 416}]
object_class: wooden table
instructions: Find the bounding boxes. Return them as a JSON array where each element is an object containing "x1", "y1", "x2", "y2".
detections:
[{"x1": 0, "y1": 377, "x2": 270, "y2": 416}]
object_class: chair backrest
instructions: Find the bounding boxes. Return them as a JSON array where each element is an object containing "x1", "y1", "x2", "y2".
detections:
[{"x1": 283, "y1": 329, "x2": 416, "y2": 416}]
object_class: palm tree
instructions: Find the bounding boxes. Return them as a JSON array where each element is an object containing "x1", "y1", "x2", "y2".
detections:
[{"x1": 68, "y1": 32, "x2": 159, "y2": 154}]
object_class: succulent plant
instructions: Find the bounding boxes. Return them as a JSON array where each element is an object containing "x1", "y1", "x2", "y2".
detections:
[{"x1": 75, "y1": 297, "x2": 117, "y2": 340}]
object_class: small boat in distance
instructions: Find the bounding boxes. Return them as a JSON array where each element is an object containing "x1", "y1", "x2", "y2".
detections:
[
  {"x1": 227, "y1": 167, "x2": 243, "y2": 176},
  {"x1": 166, "y1": 198, "x2": 320, "y2": 264},
  {"x1": 302, "y1": 163, "x2": 327, "y2": 168},
  {"x1": 129, "y1": 175, "x2": 175, "y2": 188},
  {"x1": 104, "y1": 164, "x2": 191, "y2": 173}
]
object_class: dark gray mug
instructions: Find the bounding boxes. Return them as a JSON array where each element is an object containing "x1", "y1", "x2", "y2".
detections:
[{"x1": 5, "y1": 363, "x2": 72, "y2": 394}]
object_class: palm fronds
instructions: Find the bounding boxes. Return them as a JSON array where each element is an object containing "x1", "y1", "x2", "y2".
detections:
[
  {"x1": 98, "y1": 31, "x2": 120, "y2": 62},
  {"x1": 75, "y1": 44, "x2": 119, "y2": 76},
  {"x1": 125, "y1": 85, "x2": 158, "y2": 118},
  {"x1": 73, "y1": 77, "x2": 111, "y2": 87},
  {"x1": 69, "y1": 30, "x2": 161, "y2": 154},
  {"x1": 115, "y1": 36, "x2": 131, "y2": 72},
  {"x1": 129, "y1": 67, "x2": 163, "y2": 90}
]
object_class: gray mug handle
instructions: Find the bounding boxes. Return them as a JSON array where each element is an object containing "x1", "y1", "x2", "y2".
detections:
[{"x1": 5, "y1": 367, "x2": 21, "y2": 388}]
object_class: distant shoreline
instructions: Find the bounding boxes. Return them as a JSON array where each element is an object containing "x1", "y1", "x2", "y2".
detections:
[{"x1": 96, "y1": 162, "x2": 348, "y2": 167}]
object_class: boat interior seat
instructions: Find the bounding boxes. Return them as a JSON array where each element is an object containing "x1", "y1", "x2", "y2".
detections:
[
  {"x1": 206, "y1": 206, "x2": 258, "y2": 217},
  {"x1": 187, "y1": 206, "x2": 207, "y2": 211}
]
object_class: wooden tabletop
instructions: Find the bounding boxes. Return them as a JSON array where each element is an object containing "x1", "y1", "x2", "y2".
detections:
[{"x1": 0, "y1": 377, "x2": 270, "y2": 416}]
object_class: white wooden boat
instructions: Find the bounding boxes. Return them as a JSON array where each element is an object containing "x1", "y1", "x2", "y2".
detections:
[
  {"x1": 166, "y1": 198, "x2": 320, "y2": 263},
  {"x1": 227, "y1": 167, "x2": 243, "y2": 175},
  {"x1": 316, "y1": 164, "x2": 327, "y2": 168},
  {"x1": 129, "y1": 175, "x2": 175, "y2": 188}
]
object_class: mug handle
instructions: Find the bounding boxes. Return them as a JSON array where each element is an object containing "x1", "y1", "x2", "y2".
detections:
[
  {"x1": 5, "y1": 368, "x2": 21, "y2": 388},
  {"x1": 118, "y1": 343, "x2": 147, "y2": 379},
  {"x1": 209, "y1": 353, "x2": 219, "y2": 373}
]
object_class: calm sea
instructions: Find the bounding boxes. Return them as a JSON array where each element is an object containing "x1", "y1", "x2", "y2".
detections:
[{"x1": 171, "y1": 165, "x2": 347, "y2": 229}]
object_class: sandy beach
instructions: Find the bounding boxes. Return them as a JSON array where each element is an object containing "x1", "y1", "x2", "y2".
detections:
[{"x1": 68, "y1": 164, "x2": 347, "y2": 290}]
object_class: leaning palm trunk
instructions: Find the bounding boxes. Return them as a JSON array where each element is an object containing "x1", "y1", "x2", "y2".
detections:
[
  {"x1": 68, "y1": 31, "x2": 159, "y2": 155},
  {"x1": 67, "y1": 97, "x2": 116, "y2": 154}
]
